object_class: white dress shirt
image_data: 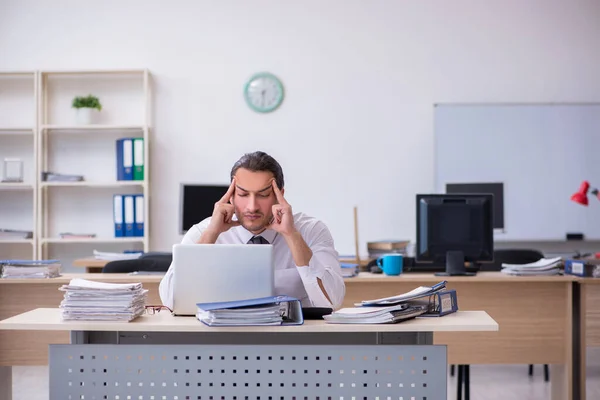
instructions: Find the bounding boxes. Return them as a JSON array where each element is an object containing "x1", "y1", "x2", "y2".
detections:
[{"x1": 158, "y1": 212, "x2": 346, "y2": 310}]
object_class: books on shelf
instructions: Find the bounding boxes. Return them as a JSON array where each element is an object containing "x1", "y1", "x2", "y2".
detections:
[
  {"x1": 58, "y1": 278, "x2": 147, "y2": 322},
  {"x1": 367, "y1": 240, "x2": 409, "y2": 258},
  {"x1": 0, "y1": 259, "x2": 61, "y2": 278},
  {"x1": 196, "y1": 295, "x2": 304, "y2": 327},
  {"x1": 501, "y1": 257, "x2": 562, "y2": 276},
  {"x1": 41, "y1": 171, "x2": 84, "y2": 182}
]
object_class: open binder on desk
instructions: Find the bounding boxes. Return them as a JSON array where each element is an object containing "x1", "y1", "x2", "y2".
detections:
[
  {"x1": 356, "y1": 281, "x2": 447, "y2": 306},
  {"x1": 196, "y1": 295, "x2": 304, "y2": 327},
  {"x1": 325, "y1": 282, "x2": 457, "y2": 324}
]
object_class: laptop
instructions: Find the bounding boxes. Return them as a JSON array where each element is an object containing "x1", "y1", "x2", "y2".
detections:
[{"x1": 171, "y1": 243, "x2": 275, "y2": 316}]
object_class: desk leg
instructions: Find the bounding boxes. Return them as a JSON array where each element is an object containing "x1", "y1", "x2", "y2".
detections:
[
  {"x1": 578, "y1": 282, "x2": 586, "y2": 400},
  {"x1": 551, "y1": 281, "x2": 575, "y2": 400},
  {"x1": 0, "y1": 366, "x2": 12, "y2": 400}
]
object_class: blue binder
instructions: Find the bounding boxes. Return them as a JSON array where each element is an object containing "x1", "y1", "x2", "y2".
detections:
[
  {"x1": 113, "y1": 194, "x2": 125, "y2": 237},
  {"x1": 123, "y1": 195, "x2": 135, "y2": 237},
  {"x1": 196, "y1": 295, "x2": 304, "y2": 326},
  {"x1": 133, "y1": 194, "x2": 144, "y2": 237},
  {"x1": 116, "y1": 138, "x2": 134, "y2": 180}
]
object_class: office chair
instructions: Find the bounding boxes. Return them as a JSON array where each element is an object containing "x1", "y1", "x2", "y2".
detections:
[{"x1": 102, "y1": 252, "x2": 172, "y2": 273}]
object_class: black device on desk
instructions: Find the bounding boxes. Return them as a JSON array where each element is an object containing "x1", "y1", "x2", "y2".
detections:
[{"x1": 415, "y1": 193, "x2": 494, "y2": 276}]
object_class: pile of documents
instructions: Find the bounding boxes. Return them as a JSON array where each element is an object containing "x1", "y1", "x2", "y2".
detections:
[
  {"x1": 324, "y1": 281, "x2": 450, "y2": 324},
  {"x1": 501, "y1": 257, "x2": 562, "y2": 276},
  {"x1": 340, "y1": 263, "x2": 359, "y2": 278},
  {"x1": 59, "y1": 278, "x2": 147, "y2": 322},
  {"x1": 196, "y1": 295, "x2": 303, "y2": 327},
  {"x1": 0, "y1": 259, "x2": 61, "y2": 278},
  {"x1": 0, "y1": 229, "x2": 33, "y2": 239},
  {"x1": 93, "y1": 250, "x2": 143, "y2": 261}
]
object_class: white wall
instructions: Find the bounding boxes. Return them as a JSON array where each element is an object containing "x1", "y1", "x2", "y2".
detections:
[{"x1": 1, "y1": 0, "x2": 599, "y2": 259}]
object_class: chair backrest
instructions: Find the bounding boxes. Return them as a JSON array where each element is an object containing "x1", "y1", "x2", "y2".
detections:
[
  {"x1": 102, "y1": 254, "x2": 172, "y2": 273},
  {"x1": 481, "y1": 248, "x2": 544, "y2": 271}
]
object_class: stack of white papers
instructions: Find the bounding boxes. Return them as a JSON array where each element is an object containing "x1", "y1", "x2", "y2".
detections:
[
  {"x1": 324, "y1": 303, "x2": 428, "y2": 324},
  {"x1": 93, "y1": 250, "x2": 143, "y2": 261},
  {"x1": 501, "y1": 257, "x2": 562, "y2": 276},
  {"x1": 58, "y1": 278, "x2": 148, "y2": 322},
  {"x1": 0, "y1": 260, "x2": 61, "y2": 279}
]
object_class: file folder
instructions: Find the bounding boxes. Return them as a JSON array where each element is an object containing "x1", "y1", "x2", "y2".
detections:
[
  {"x1": 123, "y1": 195, "x2": 135, "y2": 237},
  {"x1": 133, "y1": 194, "x2": 144, "y2": 237},
  {"x1": 133, "y1": 138, "x2": 144, "y2": 181},
  {"x1": 113, "y1": 194, "x2": 125, "y2": 237},
  {"x1": 196, "y1": 295, "x2": 304, "y2": 326},
  {"x1": 116, "y1": 138, "x2": 133, "y2": 180}
]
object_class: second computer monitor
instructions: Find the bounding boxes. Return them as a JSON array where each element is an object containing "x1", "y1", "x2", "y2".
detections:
[
  {"x1": 180, "y1": 184, "x2": 229, "y2": 234},
  {"x1": 416, "y1": 193, "x2": 494, "y2": 276}
]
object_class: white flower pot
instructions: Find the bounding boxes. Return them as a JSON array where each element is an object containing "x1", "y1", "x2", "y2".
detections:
[{"x1": 76, "y1": 108, "x2": 96, "y2": 125}]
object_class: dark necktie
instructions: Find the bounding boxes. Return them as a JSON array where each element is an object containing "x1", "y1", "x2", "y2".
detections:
[{"x1": 248, "y1": 236, "x2": 269, "y2": 245}]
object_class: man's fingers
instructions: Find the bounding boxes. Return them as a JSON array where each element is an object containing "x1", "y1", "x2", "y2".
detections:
[
  {"x1": 271, "y1": 179, "x2": 287, "y2": 204},
  {"x1": 229, "y1": 220, "x2": 241, "y2": 227},
  {"x1": 219, "y1": 178, "x2": 236, "y2": 203}
]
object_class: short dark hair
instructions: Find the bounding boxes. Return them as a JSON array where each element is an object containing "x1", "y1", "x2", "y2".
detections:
[{"x1": 230, "y1": 151, "x2": 285, "y2": 189}]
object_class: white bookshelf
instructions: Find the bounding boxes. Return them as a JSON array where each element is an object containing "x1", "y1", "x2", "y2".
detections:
[
  {"x1": 37, "y1": 69, "x2": 151, "y2": 260},
  {"x1": 0, "y1": 71, "x2": 38, "y2": 259}
]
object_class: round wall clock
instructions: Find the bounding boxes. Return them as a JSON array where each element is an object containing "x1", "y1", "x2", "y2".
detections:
[{"x1": 244, "y1": 72, "x2": 284, "y2": 113}]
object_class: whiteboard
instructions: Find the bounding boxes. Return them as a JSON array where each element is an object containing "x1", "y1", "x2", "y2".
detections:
[{"x1": 434, "y1": 103, "x2": 600, "y2": 241}]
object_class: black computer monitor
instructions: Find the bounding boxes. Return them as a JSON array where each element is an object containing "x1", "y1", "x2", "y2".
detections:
[
  {"x1": 416, "y1": 194, "x2": 494, "y2": 276},
  {"x1": 446, "y1": 182, "x2": 504, "y2": 230},
  {"x1": 180, "y1": 184, "x2": 229, "y2": 234}
]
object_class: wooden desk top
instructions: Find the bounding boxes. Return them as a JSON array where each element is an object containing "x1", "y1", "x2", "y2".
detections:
[
  {"x1": 0, "y1": 308, "x2": 498, "y2": 333},
  {"x1": 347, "y1": 271, "x2": 578, "y2": 283},
  {"x1": 0, "y1": 271, "x2": 579, "y2": 285},
  {"x1": 72, "y1": 258, "x2": 108, "y2": 268}
]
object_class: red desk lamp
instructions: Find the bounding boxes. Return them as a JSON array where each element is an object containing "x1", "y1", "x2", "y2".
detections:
[{"x1": 571, "y1": 181, "x2": 600, "y2": 206}]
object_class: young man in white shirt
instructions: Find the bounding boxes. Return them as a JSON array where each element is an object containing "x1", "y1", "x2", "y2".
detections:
[{"x1": 159, "y1": 151, "x2": 345, "y2": 310}]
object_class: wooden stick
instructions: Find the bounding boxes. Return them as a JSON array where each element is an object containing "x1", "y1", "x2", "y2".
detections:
[{"x1": 353, "y1": 206, "x2": 360, "y2": 264}]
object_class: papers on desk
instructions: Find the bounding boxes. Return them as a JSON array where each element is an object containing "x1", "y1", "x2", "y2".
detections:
[
  {"x1": 324, "y1": 303, "x2": 429, "y2": 324},
  {"x1": 501, "y1": 257, "x2": 562, "y2": 276},
  {"x1": 324, "y1": 281, "x2": 452, "y2": 324},
  {"x1": 340, "y1": 263, "x2": 359, "y2": 278},
  {"x1": 58, "y1": 278, "x2": 147, "y2": 322},
  {"x1": 0, "y1": 259, "x2": 61, "y2": 278},
  {"x1": 93, "y1": 250, "x2": 143, "y2": 261}
]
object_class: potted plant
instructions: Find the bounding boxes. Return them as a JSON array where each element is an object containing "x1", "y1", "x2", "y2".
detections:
[{"x1": 72, "y1": 95, "x2": 102, "y2": 125}]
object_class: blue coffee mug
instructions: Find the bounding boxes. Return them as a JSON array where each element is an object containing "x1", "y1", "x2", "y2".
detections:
[{"x1": 376, "y1": 254, "x2": 403, "y2": 276}]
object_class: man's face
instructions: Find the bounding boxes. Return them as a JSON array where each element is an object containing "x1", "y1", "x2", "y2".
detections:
[{"x1": 231, "y1": 168, "x2": 283, "y2": 234}]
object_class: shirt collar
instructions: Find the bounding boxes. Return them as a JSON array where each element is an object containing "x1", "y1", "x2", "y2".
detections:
[{"x1": 235, "y1": 225, "x2": 278, "y2": 244}]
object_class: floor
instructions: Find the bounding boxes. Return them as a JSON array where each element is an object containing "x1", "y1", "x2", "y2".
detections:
[{"x1": 11, "y1": 349, "x2": 600, "y2": 399}]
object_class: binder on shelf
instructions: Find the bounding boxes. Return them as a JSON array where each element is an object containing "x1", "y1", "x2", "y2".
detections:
[
  {"x1": 196, "y1": 295, "x2": 304, "y2": 327},
  {"x1": 123, "y1": 195, "x2": 135, "y2": 237},
  {"x1": 133, "y1": 194, "x2": 144, "y2": 237},
  {"x1": 133, "y1": 138, "x2": 144, "y2": 181},
  {"x1": 113, "y1": 194, "x2": 125, "y2": 237},
  {"x1": 116, "y1": 138, "x2": 133, "y2": 181}
]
